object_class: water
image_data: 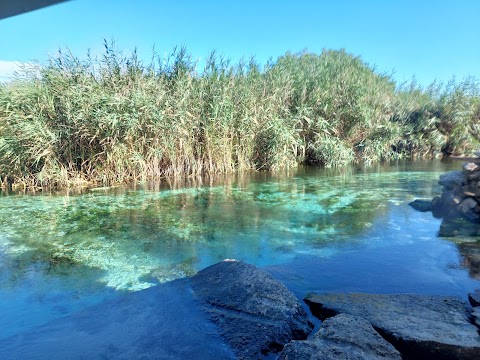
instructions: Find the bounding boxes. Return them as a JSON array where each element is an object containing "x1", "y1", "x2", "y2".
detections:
[{"x1": 1, "y1": 160, "x2": 479, "y2": 341}]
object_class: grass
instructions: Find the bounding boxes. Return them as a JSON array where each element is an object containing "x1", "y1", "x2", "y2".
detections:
[{"x1": 1, "y1": 42, "x2": 479, "y2": 188}]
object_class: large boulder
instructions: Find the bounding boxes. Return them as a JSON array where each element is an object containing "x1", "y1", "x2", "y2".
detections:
[
  {"x1": 279, "y1": 313, "x2": 401, "y2": 360},
  {"x1": 439, "y1": 171, "x2": 467, "y2": 189},
  {"x1": 305, "y1": 293, "x2": 480, "y2": 360},
  {"x1": 190, "y1": 260, "x2": 313, "y2": 359}
]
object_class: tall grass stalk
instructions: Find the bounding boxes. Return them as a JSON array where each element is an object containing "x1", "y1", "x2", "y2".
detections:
[{"x1": 1, "y1": 43, "x2": 479, "y2": 188}]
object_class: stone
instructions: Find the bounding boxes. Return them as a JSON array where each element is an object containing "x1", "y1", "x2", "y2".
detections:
[
  {"x1": 439, "y1": 171, "x2": 466, "y2": 189},
  {"x1": 408, "y1": 199, "x2": 432, "y2": 212},
  {"x1": 466, "y1": 171, "x2": 480, "y2": 182},
  {"x1": 279, "y1": 314, "x2": 401, "y2": 360},
  {"x1": 469, "y1": 289, "x2": 480, "y2": 307},
  {"x1": 459, "y1": 243, "x2": 480, "y2": 279},
  {"x1": 431, "y1": 196, "x2": 443, "y2": 218},
  {"x1": 0, "y1": 277, "x2": 238, "y2": 360},
  {"x1": 440, "y1": 218, "x2": 480, "y2": 237},
  {"x1": 464, "y1": 162, "x2": 479, "y2": 172},
  {"x1": 305, "y1": 293, "x2": 480, "y2": 360},
  {"x1": 190, "y1": 260, "x2": 313, "y2": 359},
  {"x1": 475, "y1": 151, "x2": 480, "y2": 158},
  {"x1": 458, "y1": 198, "x2": 480, "y2": 220},
  {"x1": 472, "y1": 307, "x2": 480, "y2": 328},
  {"x1": 438, "y1": 190, "x2": 462, "y2": 218}
]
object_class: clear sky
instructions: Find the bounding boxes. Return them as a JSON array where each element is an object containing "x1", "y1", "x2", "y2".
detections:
[{"x1": 0, "y1": 0, "x2": 479, "y2": 86}]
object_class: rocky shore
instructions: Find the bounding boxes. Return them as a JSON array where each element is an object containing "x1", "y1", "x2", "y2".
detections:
[
  {"x1": 1, "y1": 260, "x2": 479, "y2": 359},
  {"x1": 410, "y1": 151, "x2": 480, "y2": 236}
]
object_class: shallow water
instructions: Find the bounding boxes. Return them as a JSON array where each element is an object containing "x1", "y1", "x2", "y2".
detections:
[{"x1": 1, "y1": 160, "x2": 479, "y2": 340}]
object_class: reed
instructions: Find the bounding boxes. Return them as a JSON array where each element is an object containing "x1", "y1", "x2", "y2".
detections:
[{"x1": 1, "y1": 42, "x2": 479, "y2": 188}]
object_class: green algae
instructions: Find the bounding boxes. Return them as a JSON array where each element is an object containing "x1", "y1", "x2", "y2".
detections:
[{"x1": 0, "y1": 163, "x2": 453, "y2": 290}]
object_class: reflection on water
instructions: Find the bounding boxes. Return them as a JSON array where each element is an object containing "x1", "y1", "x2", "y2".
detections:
[
  {"x1": 0, "y1": 160, "x2": 479, "y2": 339},
  {"x1": 458, "y1": 242, "x2": 480, "y2": 280}
]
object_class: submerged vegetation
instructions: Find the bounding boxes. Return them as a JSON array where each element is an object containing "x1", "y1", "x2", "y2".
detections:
[{"x1": 0, "y1": 42, "x2": 479, "y2": 187}]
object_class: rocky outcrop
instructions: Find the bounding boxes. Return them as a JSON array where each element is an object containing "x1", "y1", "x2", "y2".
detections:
[
  {"x1": 279, "y1": 313, "x2": 401, "y2": 360},
  {"x1": 190, "y1": 260, "x2": 314, "y2": 359},
  {"x1": 0, "y1": 261, "x2": 313, "y2": 360},
  {"x1": 409, "y1": 151, "x2": 480, "y2": 236},
  {"x1": 469, "y1": 289, "x2": 480, "y2": 306},
  {"x1": 305, "y1": 293, "x2": 480, "y2": 360}
]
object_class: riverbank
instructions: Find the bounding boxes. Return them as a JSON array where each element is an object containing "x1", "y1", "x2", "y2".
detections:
[{"x1": 1, "y1": 44, "x2": 479, "y2": 189}]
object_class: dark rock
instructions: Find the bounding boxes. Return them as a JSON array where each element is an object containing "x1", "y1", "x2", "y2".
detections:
[
  {"x1": 439, "y1": 171, "x2": 467, "y2": 189},
  {"x1": 466, "y1": 171, "x2": 480, "y2": 182},
  {"x1": 469, "y1": 289, "x2": 480, "y2": 307},
  {"x1": 190, "y1": 260, "x2": 313, "y2": 359},
  {"x1": 431, "y1": 196, "x2": 443, "y2": 218},
  {"x1": 440, "y1": 218, "x2": 480, "y2": 237},
  {"x1": 439, "y1": 190, "x2": 463, "y2": 218},
  {"x1": 305, "y1": 293, "x2": 480, "y2": 360},
  {"x1": 279, "y1": 313, "x2": 401, "y2": 360},
  {"x1": 409, "y1": 199, "x2": 432, "y2": 212},
  {"x1": 459, "y1": 185, "x2": 480, "y2": 198},
  {"x1": 458, "y1": 198, "x2": 480, "y2": 220},
  {"x1": 472, "y1": 307, "x2": 480, "y2": 328}
]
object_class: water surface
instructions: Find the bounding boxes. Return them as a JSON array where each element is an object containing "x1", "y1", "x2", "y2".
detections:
[{"x1": 1, "y1": 160, "x2": 479, "y2": 340}]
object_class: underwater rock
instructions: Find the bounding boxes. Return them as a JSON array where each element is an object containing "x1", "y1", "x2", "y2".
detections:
[
  {"x1": 408, "y1": 199, "x2": 432, "y2": 212},
  {"x1": 279, "y1": 313, "x2": 401, "y2": 360},
  {"x1": 190, "y1": 260, "x2": 314, "y2": 359},
  {"x1": 305, "y1": 293, "x2": 480, "y2": 360},
  {"x1": 459, "y1": 242, "x2": 480, "y2": 279},
  {"x1": 0, "y1": 278, "x2": 237, "y2": 360},
  {"x1": 438, "y1": 218, "x2": 480, "y2": 237}
]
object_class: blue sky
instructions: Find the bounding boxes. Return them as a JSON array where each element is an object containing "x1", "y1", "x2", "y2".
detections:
[{"x1": 0, "y1": 0, "x2": 479, "y2": 85}]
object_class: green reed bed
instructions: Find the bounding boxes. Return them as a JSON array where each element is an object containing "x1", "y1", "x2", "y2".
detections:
[{"x1": 1, "y1": 42, "x2": 479, "y2": 188}]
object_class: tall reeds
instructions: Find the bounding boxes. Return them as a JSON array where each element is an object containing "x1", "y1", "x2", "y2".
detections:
[{"x1": 1, "y1": 42, "x2": 479, "y2": 188}]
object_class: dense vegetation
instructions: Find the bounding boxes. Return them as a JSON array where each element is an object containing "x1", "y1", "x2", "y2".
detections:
[{"x1": 1, "y1": 42, "x2": 479, "y2": 188}]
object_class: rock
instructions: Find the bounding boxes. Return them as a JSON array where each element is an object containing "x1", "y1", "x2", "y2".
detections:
[
  {"x1": 431, "y1": 196, "x2": 443, "y2": 218},
  {"x1": 466, "y1": 171, "x2": 480, "y2": 182},
  {"x1": 0, "y1": 277, "x2": 238, "y2": 360},
  {"x1": 439, "y1": 171, "x2": 467, "y2": 189},
  {"x1": 439, "y1": 190, "x2": 463, "y2": 218},
  {"x1": 472, "y1": 307, "x2": 480, "y2": 328},
  {"x1": 190, "y1": 260, "x2": 313, "y2": 359},
  {"x1": 279, "y1": 314, "x2": 401, "y2": 360},
  {"x1": 409, "y1": 199, "x2": 432, "y2": 212},
  {"x1": 469, "y1": 289, "x2": 480, "y2": 307},
  {"x1": 458, "y1": 198, "x2": 480, "y2": 220},
  {"x1": 459, "y1": 243, "x2": 480, "y2": 279},
  {"x1": 305, "y1": 293, "x2": 480, "y2": 360},
  {"x1": 475, "y1": 151, "x2": 480, "y2": 158},
  {"x1": 439, "y1": 218, "x2": 480, "y2": 237},
  {"x1": 463, "y1": 162, "x2": 479, "y2": 172}
]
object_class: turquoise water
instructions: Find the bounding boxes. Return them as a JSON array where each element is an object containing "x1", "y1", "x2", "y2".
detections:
[{"x1": 1, "y1": 160, "x2": 479, "y2": 339}]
